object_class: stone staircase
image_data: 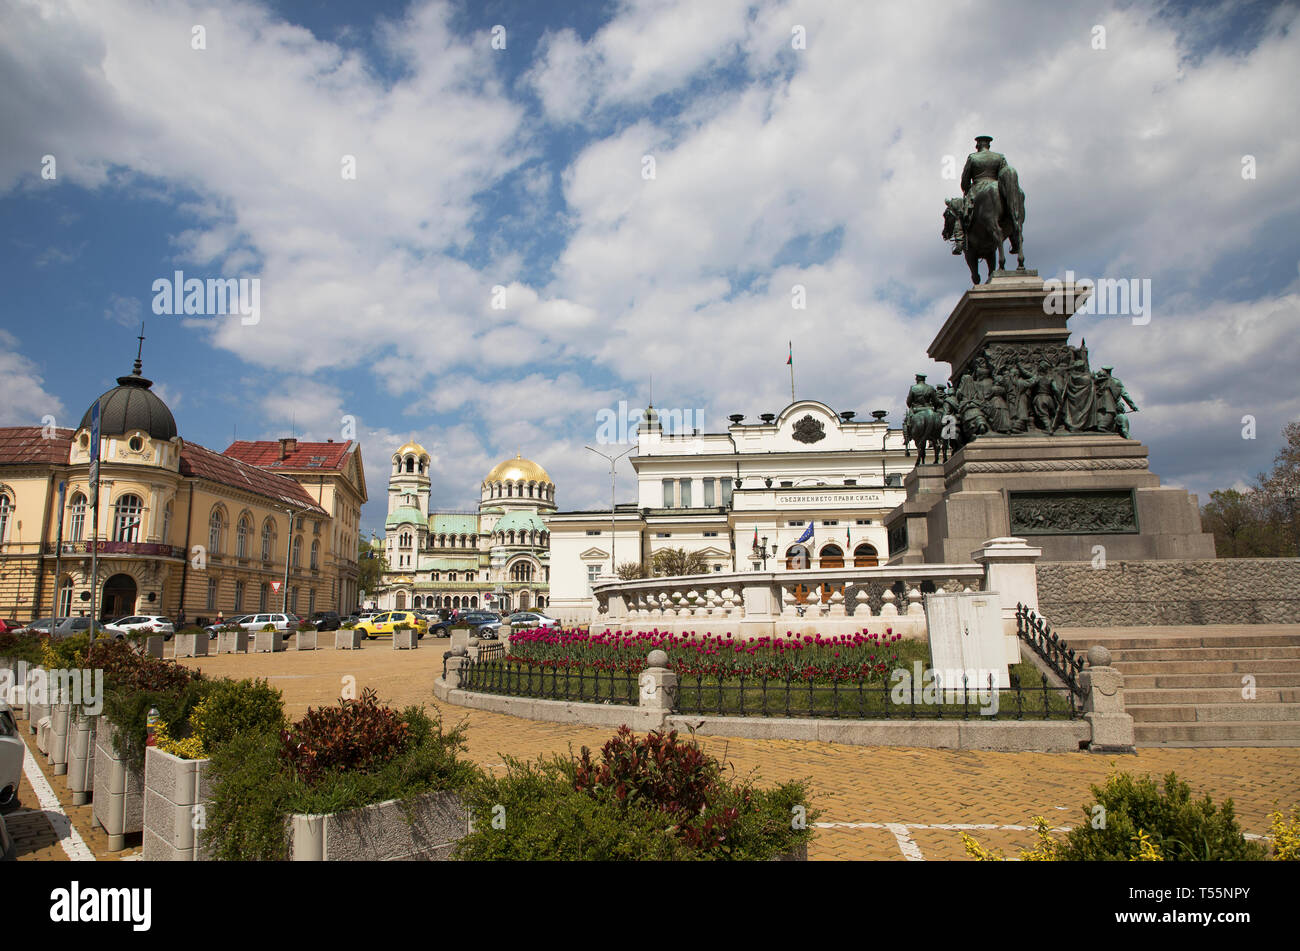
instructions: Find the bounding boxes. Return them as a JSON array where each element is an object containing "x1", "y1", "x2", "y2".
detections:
[{"x1": 1061, "y1": 626, "x2": 1300, "y2": 747}]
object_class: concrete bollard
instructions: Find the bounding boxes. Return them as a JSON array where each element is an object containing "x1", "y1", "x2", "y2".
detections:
[{"x1": 1080, "y1": 645, "x2": 1135, "y2": 754}]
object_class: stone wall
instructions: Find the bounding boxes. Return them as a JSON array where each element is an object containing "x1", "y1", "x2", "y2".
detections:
[{"x1": 1037, "y1": 558, "x2": 1300, "y2": 626}]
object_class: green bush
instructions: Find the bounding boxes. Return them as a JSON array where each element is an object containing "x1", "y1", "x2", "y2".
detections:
[
  {"x1": 0, "y1": 630, "x2": 45, "y2": 664},
  {"x1": 190, "y1": 678, "x2": 286, "y2": 751},
  {"x1": 202, "y1": 700, "x2": 476, "y2": 860},
  {"x1": 1056, "y1": 771, "x2": 1268, "y2": 861},
  {"x1": 175, "y1": 626, "x2": 206, "y2": 638},
  {"x1": 280, "y1": 687, "x2": 410, "y2": 784},
  {"x1": 456, "y1": 727, "x2": 816, "y2": 861}
]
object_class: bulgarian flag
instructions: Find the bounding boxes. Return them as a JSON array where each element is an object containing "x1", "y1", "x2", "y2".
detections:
[
  {"x1": 786, "y1": 341, "x2": 792, "y2": 365},
  {"x1": 753, "y1": 526, "x2": 759, "y2": 549},
  {"x1": 846, "y1": 523, "x2": 851, "y2": 549}
]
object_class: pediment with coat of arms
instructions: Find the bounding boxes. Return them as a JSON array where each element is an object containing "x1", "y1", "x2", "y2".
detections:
[{"x1": 792, "y1": 414, "x2": 827, "y2": 444}]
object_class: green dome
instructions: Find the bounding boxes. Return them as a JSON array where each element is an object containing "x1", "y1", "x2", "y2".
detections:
[
  {"x1": 385, "y1": 505, "x2": 425, "y2": 528},
  {"x1": 492, "y1": 511, "x2": 548, "y2": 536}
]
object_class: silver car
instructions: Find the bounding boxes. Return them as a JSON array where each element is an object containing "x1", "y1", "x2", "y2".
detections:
[
  {"x1": 101, "y1": 615, "x2": 177, "y2": 640},
  {"x1": 0, "y1": 700, "x2": 22, "y2": 811}
]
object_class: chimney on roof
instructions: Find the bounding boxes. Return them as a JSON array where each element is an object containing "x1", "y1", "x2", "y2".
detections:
[{"x1": 279, "y1": 437, "x2": 298, "y2": 459}]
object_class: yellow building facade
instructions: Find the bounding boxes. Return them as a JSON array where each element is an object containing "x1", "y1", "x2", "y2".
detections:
[{"x1": 0, "y1": 358, "x2": 366, "y2": 624}]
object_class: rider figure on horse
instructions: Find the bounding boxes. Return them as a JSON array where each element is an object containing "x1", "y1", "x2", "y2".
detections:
[{"x1": 905, "y1": 373, "x2": 940, "y2": 428}]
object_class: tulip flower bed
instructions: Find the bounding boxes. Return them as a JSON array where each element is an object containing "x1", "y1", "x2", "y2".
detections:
[
  {"x1": 506, "y1": 627, "x2": 924, "y2": 681},
  {"x1": 482, "y1": 627, "x2": 1077, "y2": 719}
]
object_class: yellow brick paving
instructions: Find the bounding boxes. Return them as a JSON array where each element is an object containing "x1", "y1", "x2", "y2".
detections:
[{"x1": 8, "y1": 638, "x2": 1299, "y2": 860}]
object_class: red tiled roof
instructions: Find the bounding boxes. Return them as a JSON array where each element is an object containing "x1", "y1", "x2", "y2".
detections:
[
  {"x1": 180, "y1": 442, "x2": 327, "y2": 515},
  {"x1": 223, "y1": 439, "x2": 354, "y2": 470},
  {"x1": 0, "y1": 427, "x2": 73, "y2": 466}
]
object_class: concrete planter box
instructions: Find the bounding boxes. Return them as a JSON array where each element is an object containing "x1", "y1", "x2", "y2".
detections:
[
  {"x1": 174, "y1": 633, "x2": 208, "y2": 658},
  {"x1": 216, "y1": 630, "x2": 248, "y2": 654},
  {"x1": 67, "y1": 710, "x2": 98, "y2": 804},
  {"x1": 289, "y1": 790, "x2": 466, "y2": 861},
  {"x1": 296, "y1": 629, "x2": 317, "y2": 651},
  {"x1": 254, "y1": 631, "x2": 285, "y2": 653},
  {"x1": 143, "y1": 747, "x2": 211, "y2": 861},
  {"x1": 92, "y1": 718, "x2": 144, "y2": 851},
  {"x1": 48, "y1": 702, "x2": 73, "y2": 775},
  {"x1": 774, "y1": 842, "x2": 808, "y2": 861},
  {"x1": 336, "y1": 629, "x2": 362, "y2": 650},
  {"x1": 24, "y1": 664, "x2": 48, "y2": 732},
  {"x1": 144, "y1": 635, "x2": 165, "y2": 659},
  {"x1": 393, "y1": 629, "x2": 418, "y2": 650}
]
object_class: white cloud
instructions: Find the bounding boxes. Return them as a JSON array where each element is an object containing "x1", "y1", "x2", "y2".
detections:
[{"x1": 0, "y1": 330, "x2": 66, "y2": 427}]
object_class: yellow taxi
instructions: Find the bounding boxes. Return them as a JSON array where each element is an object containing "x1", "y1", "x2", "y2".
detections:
[{"x1": 355, "y1": 611, "x2": 428, "y2": 640}]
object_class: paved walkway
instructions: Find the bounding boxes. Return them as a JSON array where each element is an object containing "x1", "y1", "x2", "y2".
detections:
[{"x1": 8, "y1": 634, "x2": 1298, "y2": 860}]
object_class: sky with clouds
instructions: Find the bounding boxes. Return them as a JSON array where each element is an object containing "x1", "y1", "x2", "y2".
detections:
[{"x1": 1, "y1": 0, "x2": 1297, "y2": 538}]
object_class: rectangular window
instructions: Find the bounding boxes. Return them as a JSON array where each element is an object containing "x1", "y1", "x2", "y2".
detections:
[
  {"x1": 721, "y1": 479, "x2": 733, "y2": 507},
  {"x1": 259, "y1": 583, "x2": 268, "y2": 612},
  {"x1": 234, "y1": 581, "x2": 244, "y2": 612},
  {"x1": 856, "y1": 519, "x2": 871, "y2": 525},
  {"x1": 308, "y1": 589, "x2": 316, "y2": 616},
  {"x1": 586, "y1": 564, "x2": 600, "y2": 592},
  {"x1": 586, "y1": 529, "x2": 602, "y2": 535},
  {"x1": 679, "y1": 479, "x2": 691, "y2": 508},
  {"x1": 291, "y1": 587, "x2": 299, "y2": 613},
  {"x1": 823, "y1": 520, "x2": 839, "y2": 526},
  {"x1": 703, "y1": 531, "x2": 718, "y2": 537},
  {"x1": 787, "y1": 520, "x2": 805, "y2": 527},
  {"x1": 703, "y1": 480, "x2": 715, "y2": 507},
  {"x1": 662, "y1": 479, "x2": 673, "y2": 508},
  {"x1": 206, "y1": 578, "x2": 217, "y2": 611},
  {"x1": 655, "y1": 533, "x2": 672, "y2": 538}
]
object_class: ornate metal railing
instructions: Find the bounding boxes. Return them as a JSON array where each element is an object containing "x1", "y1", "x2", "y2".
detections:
[
  {"x1": 1015, "y1": 603, "x2": 1086, "y2": 699},
  {"x1": 43, "y1": 541, "x2": 186, "y2": 559}
]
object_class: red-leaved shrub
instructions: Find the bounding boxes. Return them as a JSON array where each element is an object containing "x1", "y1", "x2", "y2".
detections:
[{"x1": 278, "y1": 687, "x2": 410, "y2": 784}]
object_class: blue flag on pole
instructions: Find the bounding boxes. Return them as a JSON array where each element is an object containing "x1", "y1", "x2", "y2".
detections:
[{"x1": 796, "y1": 522, "x2": 814, "y2": 544}]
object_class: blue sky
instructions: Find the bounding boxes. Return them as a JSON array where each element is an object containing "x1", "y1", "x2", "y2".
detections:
[{"x1": 2, "y1": 0, "x2": 1298, "y2": 539}]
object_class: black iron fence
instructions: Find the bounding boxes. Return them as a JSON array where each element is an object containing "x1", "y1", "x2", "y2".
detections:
[
  {"x1": 451, "y1": 657, "x2": 639, "y2": 706},
  {"x1": 1016, "y1": 603, "x2": 1086, "y2": 700},
  {"x1": 675, "y1": 669, "x2": 1079, "y2": 720},
  {"x1": 446, "y1": 656, "x2": 1080, "y2": 720}
]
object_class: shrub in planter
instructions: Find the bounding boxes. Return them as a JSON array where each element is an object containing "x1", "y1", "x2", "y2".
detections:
[
  {"x1": 261, "y1": 624, "x2": 276, "y2": 633},
  {"x1": 296, "y1": 620, "x2": 314, "y2": 632},
  {"x1": 0, "y1": 630, "x2": 45, "y2": 665},
  {"x1": 203, "y1": 692, "x2": 475, "y2": 860},
  {"x1": 155, "y1": 678, "x2": 286, "y2": 760},
  {"x1": 456, "y1": 726, "x2": 816, "y2": 861}
]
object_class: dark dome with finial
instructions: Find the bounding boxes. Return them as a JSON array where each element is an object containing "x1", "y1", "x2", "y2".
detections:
[{"x1": 78, "y1": 344, "x2": 178, "y2": 441}]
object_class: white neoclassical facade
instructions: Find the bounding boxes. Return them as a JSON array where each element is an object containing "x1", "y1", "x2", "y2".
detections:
[
  {"x1": 377, "y1": 443, "x2": 553, "y2": 613},
  {"x1": 547, "y1": 399, "x2": 914, "y2": 624}
]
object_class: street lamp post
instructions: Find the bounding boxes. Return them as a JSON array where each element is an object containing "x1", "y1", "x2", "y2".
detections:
[
  {"x1": 282, "y1": 508, "x2": 294, "y2": 613},
  {"x1": 585, "y1": 445, "x2": 635, "y2": 578}
]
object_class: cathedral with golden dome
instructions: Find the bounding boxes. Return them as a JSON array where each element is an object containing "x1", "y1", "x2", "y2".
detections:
[{"x1": 376, "y1": 443, "x2": 553, "y2": 613}]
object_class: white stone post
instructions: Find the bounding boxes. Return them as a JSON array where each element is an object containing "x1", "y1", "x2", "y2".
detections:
[
  {"x1": 637, "y1": 650, "x2": 678, "y2": 730},
  {"x1": 1079, "y1": 646, "x2": 1136, "y2": 753},
  {"x1": 973, "y1": 536, "x2": 1043, "y2": 666}
]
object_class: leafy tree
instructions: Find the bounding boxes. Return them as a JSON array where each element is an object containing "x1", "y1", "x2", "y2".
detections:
[
  {"x1": 1201, "y1": 489, "x2": 1271, "y2": 556},
  {"x1": 357, "y1": 537, "x2": 388, "y2": 601},
  {"x1": 1202, "y1": 422, "x2": 1300, "y2": 556},
  {"x1": 650, "y1": 547, "x2": 711, "y2": 577},
  {"x1": 616, "y1": 561, "x2": 647, "y2": 580}
]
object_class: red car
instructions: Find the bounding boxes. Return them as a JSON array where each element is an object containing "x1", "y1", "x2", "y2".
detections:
[{"x1": 0, "y1": 619, "x2": 24, "y2": 634}]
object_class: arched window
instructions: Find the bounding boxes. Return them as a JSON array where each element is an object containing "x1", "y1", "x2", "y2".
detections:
[
  {"x1": 237, "y1": 515, "x2": 251, "y2": 559},
  {"x1": 58, "y1": 576, "x2": 73, "y2": 616},
  {"x1": 853, "y1": 543, "x2": 879, "y2": 568},
  {"x1": 162, "y1": 500, "x2": 173, "y2": 543},
  {"x1": 208, "y1": 506, "x2": 225, "y2": 552},
  {"x1": 262, "y1": 519, "x2": 274, "y2": 560},
  {"x1": 292, "y1": 535, "x2": 302, "y2": 568},
  {"x1": 68, "y1": 492, "x2": 87, "y2": 542},
  {"x1": 396, "y1": 592, "x2": 406, "y2": 609},
  {"x1": 114, "y1": 495, "x2": 144, "y2": 543},
  {"x1": 819, "y1": 544, "x2": 844, "y2": 569},
  {"x1": 785, "y1": 544, "x2": 810, "y2": 571},
  {"x1": 470, "y1": 596, "x2": 478, "y2": 608},
  {"x1": 310, "y1": 540, "x2": 320, "y2": 570},
  {"x1": 511, "y1": 562, "x2": 534, "y2": 582},
  {"x1": 449, "y1": 572, "x2": 457, "y2": 582}
]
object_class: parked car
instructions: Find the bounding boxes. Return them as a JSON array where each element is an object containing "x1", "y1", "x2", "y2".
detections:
[
  {"x1": 310, "y1": 611, "x2": 341, "y2": 631},
  {"x1": 0, "y1": 619, "x2": 24, "y2": 634},
  {"x1": 101, "y1": 615, "x2": 176, "y2": 640},
  {"x1": 0, "y1": 699, "x2": 24, "y2": 811},
  {"x1": 457, "y1": 611, "x2": 503, "y2": 638},
  {"x1": 204, "y1": 615, "x2": 252, "y2": 637},
  {"x1": 237, "y1": 613, "x2": 298, "y2": 634},
  {"x1": 353, "y1": 611, "x2": 428, "y2": 640},
  {"x1": 507, "y1": 611, "x2": 559, "y2": 630},
  {"x1": 49, "y1": 617, "x2": 97, "y2": 639}
]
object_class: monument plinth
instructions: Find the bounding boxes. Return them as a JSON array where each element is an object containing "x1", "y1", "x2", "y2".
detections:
[{"x1": 890, "y1": 272, "x2": 1216, "y2": 565}]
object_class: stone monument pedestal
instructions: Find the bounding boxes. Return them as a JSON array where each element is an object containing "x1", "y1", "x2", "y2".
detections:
[{"x1": 886, "y1": 270, "x2": 1216, "y2": 565}]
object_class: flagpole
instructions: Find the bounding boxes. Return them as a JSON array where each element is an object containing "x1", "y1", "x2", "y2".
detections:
[{"x1": 788, "y1": 341, "x2": 795, "y2": 402}]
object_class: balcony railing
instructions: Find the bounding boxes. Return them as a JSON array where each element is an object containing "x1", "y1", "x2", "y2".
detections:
[{"x1": 44, "y1": 540, "x2": 186, "y2": 559}]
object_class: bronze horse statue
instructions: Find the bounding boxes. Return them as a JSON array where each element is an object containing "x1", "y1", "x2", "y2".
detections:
[
  {"x1": 903, "y1": 406, "x2": 948, "y2": 466},
  {"x1": 942, "y1": 165, "x2": 1026, "y2": 284}
]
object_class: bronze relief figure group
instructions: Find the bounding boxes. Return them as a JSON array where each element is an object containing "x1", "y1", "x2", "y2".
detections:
[{"x1": 903, "y1": 346, "x2": 1139, "y2": 465}]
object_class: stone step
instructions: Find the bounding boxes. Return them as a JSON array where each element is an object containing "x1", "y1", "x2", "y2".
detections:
[
  {"x1": 1134, "y1": 721, "x2": 1300, "y2": 744},
  {"x1": 1123, "y1": 671, "x2": 1300, "y2": 689},
  {"x1": 1074, "y1": 634, "x2": 1300, "y2": 650},
  {"x1": 1124, "y1": 686, "x2": 1300, "y2": 705},
  {"x1": 1114, "y1": 659, "x2": 1300, "y2": 675},
  {"x1": 1107, "y1": 646, "x2": 1300, "y2": 661},
  {"x1": 1128, "y1": 703, "x2": 1300, "y2": 723}
]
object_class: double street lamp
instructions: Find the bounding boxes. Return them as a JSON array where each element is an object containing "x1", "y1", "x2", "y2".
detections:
[
  {"x1": 585, "y1": 444, "x2": 635, "y2": 577},
  {"x1": 750, "y1": 536, "x2": 777, "y2": 571}
]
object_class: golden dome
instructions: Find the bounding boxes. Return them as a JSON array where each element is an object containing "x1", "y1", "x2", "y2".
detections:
[
  {"x1": 485, "y1": 453, "x2": 552, "y2": 485},
  {"x1": 396, "y1": 441, "x2": 428, "y2": 458}
]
